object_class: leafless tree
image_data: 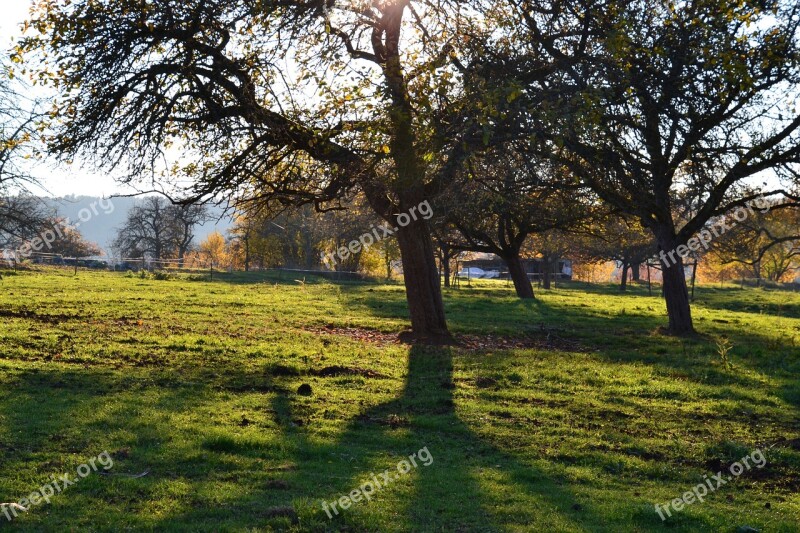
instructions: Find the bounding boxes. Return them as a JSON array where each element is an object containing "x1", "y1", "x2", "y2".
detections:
[
  {"x1": 0, "y1": 63, "x2": 49, "y2": 247},
  {"x1": 113, "y1": 197, "x2": 208, "y2": 263},
  {"x1": 168, "y1": 204, "x2": 212, "y2": 266}
]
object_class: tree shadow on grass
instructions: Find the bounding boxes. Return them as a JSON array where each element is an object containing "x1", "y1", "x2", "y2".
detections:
[
  {"x1": 0, "y1": 368, "x2": 184, "y2": 529},
  {"x1": 0, "y1": 365, "x2": 306, "y2": 530},
  {"x1": 344, "y1": 282, "x2": 796, "y2": 381},
  {"x1": 689, "y1": 285, "x2": 800, "y2": 319},
  {"x1": 65, "y1": 346, "x2": 602, "y2": 531},
  {"x1": 207, "y1": 270, "x2": 382, "y2": 288},
  {"x1": 238, "y1": 346, "x2": 586, "y2": 531},
  {"x1": 0, "y1": 354, "x2": 723, "y2": 531},
  {"x1": 240, "y1": 347, "x2": 717, "y2": 531}
]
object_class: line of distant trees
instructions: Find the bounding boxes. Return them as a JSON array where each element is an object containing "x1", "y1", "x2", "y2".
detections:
[{"x1": 179, "y1": 193, "x2": 799, "y2": 291}]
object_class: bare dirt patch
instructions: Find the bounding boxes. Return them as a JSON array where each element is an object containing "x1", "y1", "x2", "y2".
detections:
[
  {"x1": 306, "y1": 324, "x2": 401, "y2": 346},
  {"x1": 311, "y1": 365, "x2": 388, "y2": 379},
  {"x1": 457, "y1": 333, "x2": 588, "y2": 352},
  {"x1": 306, "y1": 324, "x2": 588, "y2": 353}
]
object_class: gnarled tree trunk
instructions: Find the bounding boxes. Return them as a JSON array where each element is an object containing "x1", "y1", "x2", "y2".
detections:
[
  {"x1": 504, "y1": 255, "x2": 535, "y2": 299},
  {"x1": 659, "y1": 247, "x2": 694, "y2": 335},
  {"x1": 631, "y1": 262, "x2": 641, "y2": 281},
  {"x1": 439, "y1": 241, "x2": 452, "y2": 288},
  {"x1": 396, "y1": 220, "x2": 451, "y2": 342},
  {"x1": 620, "y1": 262, "x2": 629, "y2": 291},
  {"x1": 542, "y1": 258, "x2": 553, "y2": 290}
]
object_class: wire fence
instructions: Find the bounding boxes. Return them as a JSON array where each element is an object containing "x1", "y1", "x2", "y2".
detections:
[
  {"x1": 730, "y1": 277, "x2": 800, "y2": 291},
  {"x1": 1, "y1": 251, "x2": 215, "y2": 276},
  {"x1": 0, "y1": 250, "x2": 374, "y2": 282},
  {"x1": 112, "y1": 256, "x2": 213, "y2": 274},
  {"x1": 1, "y1": 251, "x2": 107, "y2": 273},
  {"x1": 4, "y1": 251, "x2": 796, "y2": 292}
]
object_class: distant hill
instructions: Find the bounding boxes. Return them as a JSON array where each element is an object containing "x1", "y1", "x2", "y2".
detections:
[{"x1": 41, "y1": 195, "x2": 233, "y2": 256}]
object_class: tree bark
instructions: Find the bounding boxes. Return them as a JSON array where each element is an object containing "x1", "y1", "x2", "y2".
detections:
[
  {"x1": 620, "y1": 262, "x2": 629, "y2": 292},
  {"x1": 660, "y1": 251, "x2": 694, "y2": 335},
  {"x1": 504, "y1": 255, "x2": 535, "y2": 299},
  {"x1": 383, "y1": 245, "x2": 392, "y2": 280},
  {"x1": 440, "y1": 243, "x2": 451, "y2": 288},
  {"x1": 395, "y1": 219, "x2": 451, "y2": 342},
  {"x1": 542, "y1": 258, "x2": 552, "y2": 290},
  {"x1": 631, "y1": 262, "x2": 641, "y2": 281},
  {"x1": 244, "y1": 234, "x2": 250, "y2": 272},
  {"x1": 369, "y1": 3, "x2": 451, "y2": 342}
]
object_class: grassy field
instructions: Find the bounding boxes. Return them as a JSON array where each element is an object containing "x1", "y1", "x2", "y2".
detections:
[{"x1": 0, "y1": 268, "x2": 798, "y2": 532}]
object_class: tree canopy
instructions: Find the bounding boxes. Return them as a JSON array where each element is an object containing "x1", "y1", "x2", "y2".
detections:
[{"x1": 509, "y1": 0, "x2": 800, "y2": 332}]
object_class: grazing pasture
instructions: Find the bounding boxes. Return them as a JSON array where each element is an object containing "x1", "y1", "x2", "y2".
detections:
[{"x1": 0, "y1": 269, "x2": 798, "y2": 531}]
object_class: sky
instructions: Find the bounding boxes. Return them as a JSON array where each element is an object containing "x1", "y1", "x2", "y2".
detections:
[{"x1": 1, "y1": 0, "x2": 133, "y2": 198}]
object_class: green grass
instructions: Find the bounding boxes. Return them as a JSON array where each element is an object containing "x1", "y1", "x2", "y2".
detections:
[{"x1": 0, "y1": 269, "x2": 798, "y2": 532}]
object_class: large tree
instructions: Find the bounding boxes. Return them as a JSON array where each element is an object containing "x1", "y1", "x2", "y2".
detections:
[
  {"x1": 22, "y1": 0, "x2": 527, "y2": 341},
  {"x1": 44, "y1": 218, "x2": 102, "y2": 258},
  {"x1": 113, "y1": 196, "x2": 208, "y2": 262},
  {"x1": 113, "y1": 197, "x2": 174, "y2": 261},
  {"x1": 0, "y1": 195, "x2": 50, "y2": 250},
  {"x1": 1, "y1": 63, "x2": 49, "y2": 245},
  {"x1": 439, "y1": 146, "x2": 587, "y2": 299},
  {"x1": 511, "y1": 0, "x2": 800, "y2": 333},
  {"x1": 169, "y1": 203, "x2": 212, "y2": 266},
  {"x1": 572, "y1": 215, "x2": 656, "y2": 292},
  {"x1": 710, "y1": 203, "x2": 800, "y2": 283}
]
